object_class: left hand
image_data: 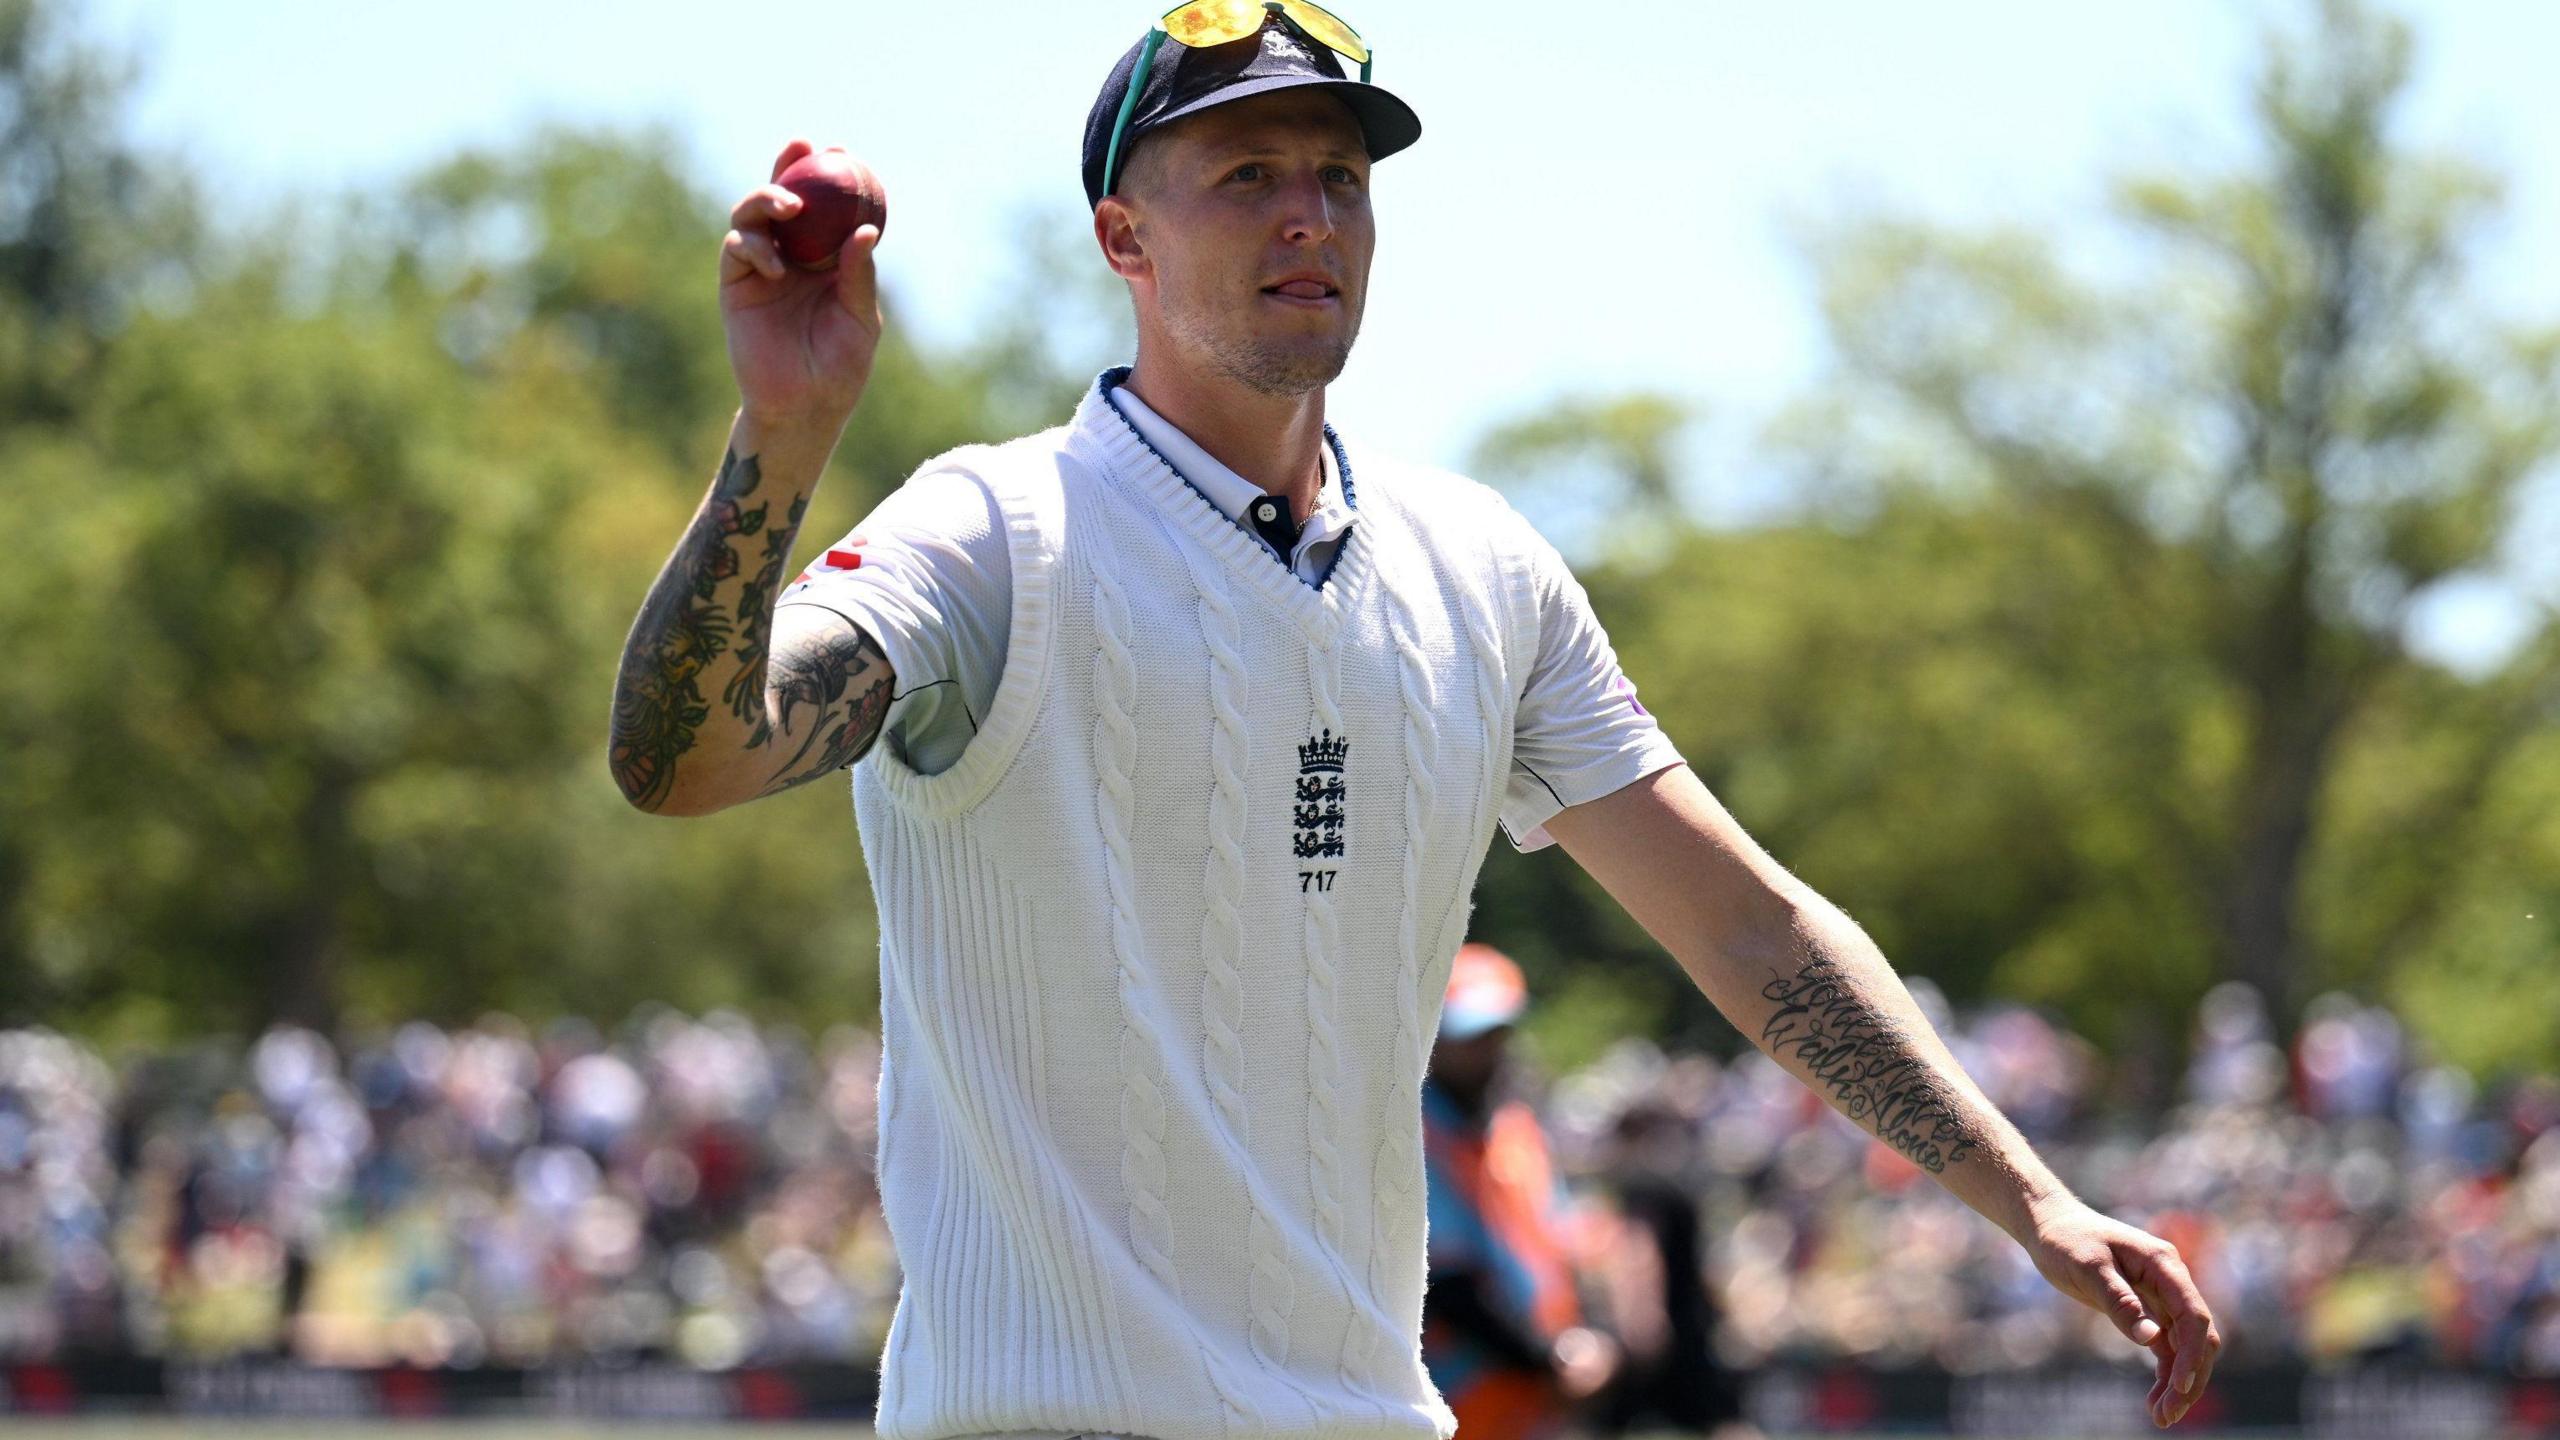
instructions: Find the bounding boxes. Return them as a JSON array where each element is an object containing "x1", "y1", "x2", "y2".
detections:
[{"x1": 2023, "y1": 1197, "x2": 2222, "y2": 1429}]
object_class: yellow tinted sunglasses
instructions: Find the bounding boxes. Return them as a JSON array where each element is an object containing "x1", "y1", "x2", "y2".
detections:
[
  {"x1": 1164, "y1": 0, "x2": 1367, "y2": 67},
  {"x1": 1101, "y1": 0, "x2": 1373, "y2": 199}
]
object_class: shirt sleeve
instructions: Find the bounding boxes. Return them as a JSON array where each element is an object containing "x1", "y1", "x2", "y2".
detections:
[
  {"x1": 772, "y1": 463, "x2": 1011, "y2": 776},
  {"x1": 1497, "y1": 521, "x2": 1686, "y2": 853}
]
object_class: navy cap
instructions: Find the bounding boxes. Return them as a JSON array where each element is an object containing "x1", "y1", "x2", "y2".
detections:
[{"x1": 1081, "y1": 12, "x2": 1422, "y2": 208}]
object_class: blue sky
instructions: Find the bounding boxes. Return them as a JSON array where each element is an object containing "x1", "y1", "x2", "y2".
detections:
[{"x1": 76, "y1": 0, "x2": 2560, "y2": 662}]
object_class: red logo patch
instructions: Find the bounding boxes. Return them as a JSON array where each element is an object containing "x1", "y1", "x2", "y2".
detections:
[{"x1": 793, "y1": 537, "x2": 867, "y2": 587}]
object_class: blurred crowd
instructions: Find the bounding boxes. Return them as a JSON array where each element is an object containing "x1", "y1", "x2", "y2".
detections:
[
  {"x1": 0, "y1": 1009, "x2": 898, "y2": 1368},
  {"x1": 0, "y1": 983, "x2": 2555, "y2": 1376},
  {"x1": 1547, "y1": 983, "x2": 2560, "y2": 1379}
]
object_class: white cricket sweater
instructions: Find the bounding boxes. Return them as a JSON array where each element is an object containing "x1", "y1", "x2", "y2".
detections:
[{"x1": 850, "y1": 372, "x2": 1549, "y2": 1440}]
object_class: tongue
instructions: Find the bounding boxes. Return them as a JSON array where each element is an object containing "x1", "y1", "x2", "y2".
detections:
[{"x1": 1272, "y1": 281, "x2": 1329, "y2": 299}]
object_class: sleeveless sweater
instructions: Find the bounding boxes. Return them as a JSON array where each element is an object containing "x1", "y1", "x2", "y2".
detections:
[{"x1": 851, "y1": 368, "x2": 1541, "y2": 1440}]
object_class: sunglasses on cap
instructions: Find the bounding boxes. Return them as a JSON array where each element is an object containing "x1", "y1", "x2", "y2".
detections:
[{"x1": 1100, "y1": 0, "x2": 1373, "y2": 200}]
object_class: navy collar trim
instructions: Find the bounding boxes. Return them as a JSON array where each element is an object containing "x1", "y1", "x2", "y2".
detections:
[{"x1": 1094, "y1": 365, "x2": 1359, "y2": 592}]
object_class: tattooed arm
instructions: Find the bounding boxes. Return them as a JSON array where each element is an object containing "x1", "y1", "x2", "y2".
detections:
[
  {"x1": 610, "y1": 138, "x2": 897, "y2": 815},
  {"x1": 609, "y1": 415, "x2": 895, "y2": 815},
  {"x1": 1545, "y1": 764, "x2": 2223, "y2": 1429}
]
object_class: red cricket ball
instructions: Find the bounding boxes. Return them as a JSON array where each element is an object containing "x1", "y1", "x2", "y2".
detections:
[{"x1": 771, "y1": 147, "x2": 888, "y2": 271}]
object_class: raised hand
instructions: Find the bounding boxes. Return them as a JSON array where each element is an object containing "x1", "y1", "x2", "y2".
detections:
[{"x1": 720, "y1": 137, "x2": 886, "y2": 431}]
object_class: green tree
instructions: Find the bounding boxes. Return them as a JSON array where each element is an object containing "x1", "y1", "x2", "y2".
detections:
[
  {"x1": 0, "y1": 5, "x2": 1099, "y2": 1039},
  {"x1": 1473, "y1": 0, "x2": 2560, "y2": 1077},
  {"x1": 1470, "y1": 391, "x2": 1696, "y2": 553},
  {"x1": 0, "y1": 0, "x2": 200, "y2": 420},
  {"x1": 1792, "y1": 0, "x2": 2559, "y2": 1032},
  {"x1": 0, "y1": 0, "x2": 203, "y2": 1018}
]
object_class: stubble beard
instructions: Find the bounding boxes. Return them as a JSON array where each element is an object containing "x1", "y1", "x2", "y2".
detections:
[{"x1": 1166, "y1": 292, "x2": 1361, "y2": 398}]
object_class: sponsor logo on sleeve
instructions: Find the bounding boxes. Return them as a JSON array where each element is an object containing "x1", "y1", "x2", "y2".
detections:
[{"x1": 787, "y1": 536, "x2": 867, "y2": 592}]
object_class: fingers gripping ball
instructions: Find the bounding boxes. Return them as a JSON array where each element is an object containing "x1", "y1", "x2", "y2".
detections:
[{"x1": 773, "y1": 148, "x2": 888, "y2": 271}]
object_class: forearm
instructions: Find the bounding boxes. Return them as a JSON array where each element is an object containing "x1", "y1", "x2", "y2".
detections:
[
  {"x1": 1553, "y1": 776, "x2": 2221, "y2": 1426},
  {"x1": 1550, "y1": 771, "x2": 2076, "y2": 1242},
  {"x1": 608, "y1": 410, "x2": 845, "y2": 813},
  {"x1": 1697, "y1": 896, "x2": 2073, "y2": 1244}
]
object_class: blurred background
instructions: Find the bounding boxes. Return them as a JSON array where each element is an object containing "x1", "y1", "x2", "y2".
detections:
[{"x1": 0, "y1": 0, "x2": 2554, "y2": 1434}]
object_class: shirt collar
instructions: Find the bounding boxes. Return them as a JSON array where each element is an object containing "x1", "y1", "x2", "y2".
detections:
[{"x1": 1100, "y1": 372, "x2": 1357, "y2": 551}]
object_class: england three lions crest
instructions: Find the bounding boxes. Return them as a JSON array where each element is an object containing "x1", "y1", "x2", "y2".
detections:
[{"x1": 1294, "y1": 729, "x2": 1348, "y2": 888}]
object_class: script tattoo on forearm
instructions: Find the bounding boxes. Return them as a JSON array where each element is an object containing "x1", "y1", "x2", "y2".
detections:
[
  {"x1": 756, "y1": 613, "x2": 893, "y2": 796},
  {"x1": 610, "y1": 447, "x2": 781, "y2": 809},
  {"x1": 1758, "y1": 957, "x2": 1985, "y2": 1173}
]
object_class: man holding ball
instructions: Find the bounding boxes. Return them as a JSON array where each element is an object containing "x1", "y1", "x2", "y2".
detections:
[{"x1": 609, "y1": 4, "x2": 2223, "y2": 1437}]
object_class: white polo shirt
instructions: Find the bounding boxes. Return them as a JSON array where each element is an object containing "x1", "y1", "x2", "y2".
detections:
[
  {"x1": 1107, "y1": 384, "x2": 1356, "y2": 586},
  {"x1": 774, "y1": 388, "x2": 1679, "y2": 850}
]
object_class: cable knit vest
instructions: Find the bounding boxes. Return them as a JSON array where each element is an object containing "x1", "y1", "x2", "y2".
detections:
[{"x1": 851, "y1": 368, "x2": 1539, "y2": 1440}]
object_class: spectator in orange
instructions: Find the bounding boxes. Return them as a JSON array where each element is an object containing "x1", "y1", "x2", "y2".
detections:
[{"x1": 1420, "y1": 944, "x2": 1618, "y2": 1440}]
